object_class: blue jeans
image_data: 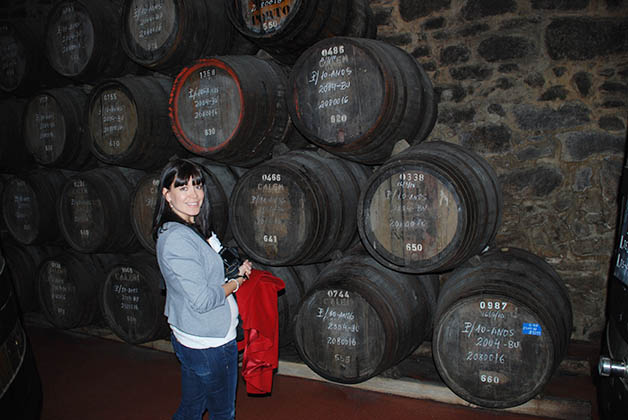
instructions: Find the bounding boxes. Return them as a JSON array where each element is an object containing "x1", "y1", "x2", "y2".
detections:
[{"x1": 171, "y1": 334, "x2": 238, "y2": 420}]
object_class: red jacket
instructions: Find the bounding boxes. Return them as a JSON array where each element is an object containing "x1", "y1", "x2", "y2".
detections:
[{"x1": 235, "y1": 269, "x2": 285, "y2": 394}]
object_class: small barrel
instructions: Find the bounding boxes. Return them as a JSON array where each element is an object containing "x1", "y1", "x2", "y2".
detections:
[
  {"x1": 169, "y1": 56, "x2": 291, "y2": 167},
  {"x1": 101, "y1": 253, "x2": 169, "y2": 344},
  {"x1": 225, "y1": 0, "x2": 376, "y2": 64},
  {"x1": 87, "y1": 74, "x2": 185, "y2": 170},
  {"x1": 1, "y1": 169, "x2": 67, "y2": 245},
  {"x1": 121, "y1": 0, "x2": 254, "y2": 75},
  {"x1": 294, "y1": 250, "x2": 439, "y2": 384},
  {"x1": 37, "y1": 250, "x2": 105, "y2": 329},
  {"x1": 2, "y1": 242, "x2": 55, "y2": 313},
  {"x1": 358, "y1": 141, "x2": 502, "y2": 273},
  {"x1": 57, "y1": 166, "x2": 144, "y2": 253},
  {"x1": 229, "y1": 149, "x2": 371, "y2": 265},
  {"x1": 0, "y1": 98, "x2": 34, "y2": 173},
  {"x1": 130, "y1": 160, "x2": 241, "y2": 253},
  {"x1": 44, "y1": 0, "x2": 137, "y2": 82},
  {"x1": 255, "y1": 263, "x2": 320, "y2": 347},
  {"x1": 289, "y1": 36, "x2": 436, "y2": 164},
  {"x1": 432, "y1": 247, "x2": 573, "y2": 408},
  {"x1": 22, "y1": 86, "x2": 95, "y2": 170}
]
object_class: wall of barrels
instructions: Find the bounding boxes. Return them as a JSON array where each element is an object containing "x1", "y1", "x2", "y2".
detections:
[{"x1": 0, "y1": 0, "x2": 626, "y2": 411}]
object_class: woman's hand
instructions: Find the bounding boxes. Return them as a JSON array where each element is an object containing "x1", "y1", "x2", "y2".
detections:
[{"x1": 238, "y1": 259, "x2": 253, "y2": 281}]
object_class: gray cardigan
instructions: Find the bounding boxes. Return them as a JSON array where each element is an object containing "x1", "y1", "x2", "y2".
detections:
[{"x1": 156, "y1": 222, "x2": 231, "y2": 338}]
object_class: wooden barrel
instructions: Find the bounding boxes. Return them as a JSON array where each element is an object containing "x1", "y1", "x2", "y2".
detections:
[
  {"x1": 0, "y1": 98, "x2": 34, "y2": 173},
  {"x1": 432, "y1": 247, "x2": 573, "y2": 408},
  {"x1": 44, "y1": 0, "x2": 138, "y2": 82},
  {"x1": 22, "y1": 86, "x2": 95, "y2": 170},
  {"x1": 57, "y1": 166, "x2": 144, "y2": 253},
  {"x1": 101, "y1": 253, "x2": 169, "y2": 344},
  {"x1": 121, "y1": 0, "x2": 255, "y2": 75},
  {"x1": 0, "y1": 20, "x2": 68, "y2": 96},
  {"x1": 289, "y1": 36, "x2": 437, "y2": 165},
  {"x1": 87, "y1": 74, "x2": 185, "y2": 170},
  {"x1": 229, "y1": 149, "x2": 371, "y2": 265},
  {"x1": 37, "y1": 250, "x2": 104, "y2": 329},
  {"x1": 294, "y1": 249, "x2": 439, "y2": 384},
  {"x1": 358, "y1": 141, "x2": 502, "y2": 273},
  {"x1": 0, "y1": 247, "x2": 43, "y2": 419},
  {"x1": 1, "y1": 169, "x2": 67, "y2": 245},
  {"x1": 169, "y1": 56, "x2": 291, "y2": 167},
  {"x1": 256, "y1": 263, "x2": 320, "y2": 347},
  {"x1": 2, "y1": 242, "x2": 55, "y2": 313},
  {"x1": 129, "y1": 160, "x2": 241, "y2": 253},
  {"x1": 225, "y1": 0, "x2": 376, "y2": 64}
]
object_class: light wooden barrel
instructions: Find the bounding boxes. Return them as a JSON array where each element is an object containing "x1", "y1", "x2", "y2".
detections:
[{"x1": 358, "y1": 141, "x2": 502, "y2": 273}]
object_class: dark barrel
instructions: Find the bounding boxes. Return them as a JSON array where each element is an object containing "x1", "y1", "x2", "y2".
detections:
[
  {"x1": 57, "y1": 166, "x2": 144, "y2": 253},
  {"x1": 0, "y1": 98, "x2": 34, "y2": 173},
  {"x1": 229, "y1": 149, "x2": 371, "y2": 265},
  {"x1": 121, "y1": 0, "x2": 255, "y2": 75},
  {"x1": 358, "y1": 141, "x2": 502, "y2": 273},
  {"x1": 294, "y1": 250, "x2": 439, "y2": 384},
  {"x1": 87, "y1": 74, "x2": 185, "y2": 170},
  {"x1": 169, "y1": 56, "x2": 291, "y2": 168},
  {"x1": 1, "y1": 169, "x2": 67, "y2": 245},
  {"x1": 130, "y1": 160, "x2": 242, "y2": 253},
  {"x1": 0, "y1": 20, "x2": 68, "y2": 96},
  {"x1": 101, "y1": 253, "x2": 169, "y2": 344},
  {"x1": 37, "y1": 250, "x2": 105, "y2": 329},
  {"x1": 432, "y1": 247, "x2": 573, "y2": 408},
  {"x1": 0, "y1": 246, "x2": 43, "y2": 419},
  {"x1": 288, "y1": 36, "x2": 436, "y2": 164},
  {"x1": 256, "y1": 263, "x2": 320, "y2": 347},
  {"x1": 2, "y1": 242, "x2": 55, "y2": 313},
  {"x1": 22, "y1": 86, "x2": 95, "y2": 170},
  {"x1": 44, "y1": 0, "x2": 137, "y2": 82},
  {"x1": 225, "y1": 0, "x2": 376, "y2": 64}
]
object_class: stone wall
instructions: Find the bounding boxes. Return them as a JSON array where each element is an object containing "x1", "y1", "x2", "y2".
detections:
[{"x1": 371, "y1": 0, "x2": 628, "y2": 342}]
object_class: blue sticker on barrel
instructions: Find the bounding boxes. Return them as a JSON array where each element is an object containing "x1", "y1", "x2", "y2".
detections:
[{"x1": 522, "y1": 323, "x2": 542, "y2": 336}]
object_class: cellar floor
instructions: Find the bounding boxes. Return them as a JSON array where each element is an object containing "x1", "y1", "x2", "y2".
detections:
[{"x1": 25, "y1": 321, "x2": 600, "y2": 420}]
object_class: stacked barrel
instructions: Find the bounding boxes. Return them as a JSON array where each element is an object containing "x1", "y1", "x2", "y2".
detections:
[{"x1": 0, "y1": 0, "x2": 573, "y2": 409}]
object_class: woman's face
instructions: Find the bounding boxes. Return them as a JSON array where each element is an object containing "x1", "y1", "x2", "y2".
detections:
[{"x1": 162, "y1": 177, "x2": 204, "y2": 223}]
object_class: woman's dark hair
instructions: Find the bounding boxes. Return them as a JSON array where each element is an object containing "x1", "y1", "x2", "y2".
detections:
[{"x1": 152, "y1": 159, "x2": 212, "y2": 240}]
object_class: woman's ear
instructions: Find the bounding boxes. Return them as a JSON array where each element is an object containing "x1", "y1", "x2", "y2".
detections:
[{"x1": 162, "y1": 187, "x2": 169, "y2": 200}]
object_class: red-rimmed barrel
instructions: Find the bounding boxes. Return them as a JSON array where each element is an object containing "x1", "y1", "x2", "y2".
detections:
[{"x1": 169, "y1": 56, "x2": 291, "y2": 167}]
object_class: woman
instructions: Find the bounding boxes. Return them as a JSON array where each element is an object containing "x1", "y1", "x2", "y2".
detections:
[{"x1": 152, "y1": 159, "x2": 252, "y2": 420}]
